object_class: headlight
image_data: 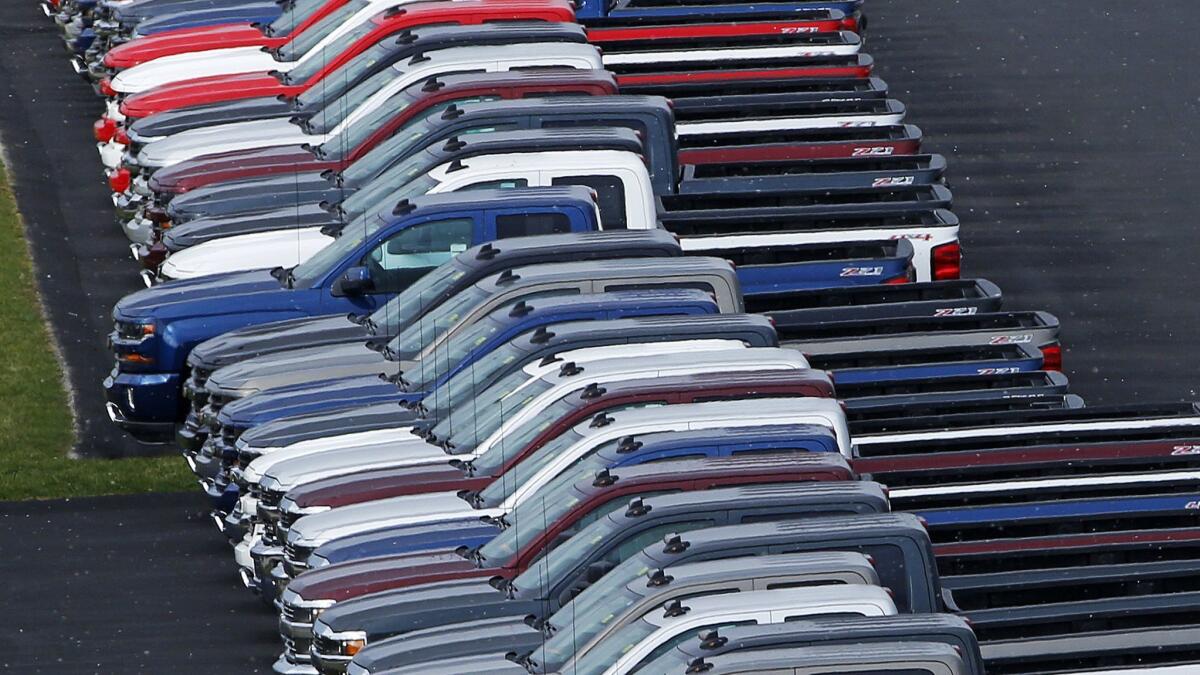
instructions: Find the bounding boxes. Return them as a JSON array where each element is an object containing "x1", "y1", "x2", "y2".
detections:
[{"x1": 115, "y1": 319, "x2": 154, "y2": 341}]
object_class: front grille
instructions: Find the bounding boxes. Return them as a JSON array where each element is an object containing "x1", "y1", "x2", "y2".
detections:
[
  {"x1": 284, "y1": 542, "x2": 313, "y2": 576},
  {"x1": 192, "y1": 365, "x2": 213, "y2": 389},
  {"x1": 282, "y1": 637, "x2": 313, "y2": 663},
  {"x1": 279, "y1": 510, "x2": 301, "y2": 532},
  {"x1": 208, "y1": 392, "x2": 235, "y2": 415},
  {"x1": 260, "y1": 488, "x2": 285, "y2": 510},
  {"x1": 281, "y1": 602, "x2": 316, "y2": 625},
  {"x1": 312, "y1": 635, "x2": 344, "y2": 657}
]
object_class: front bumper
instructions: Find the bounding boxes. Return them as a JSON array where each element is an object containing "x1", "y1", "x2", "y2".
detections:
[{"x1": 102, "y1": 367, "x2": 179, "y2": 443}]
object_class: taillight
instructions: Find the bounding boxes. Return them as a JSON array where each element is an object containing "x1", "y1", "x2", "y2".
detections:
[
  {"x1": 1041, "y1": 343, "x2": 1063, "y2": 371},
  {"x1": 113, "y1": 128, "x2": 130, "y2": 145},
  {"x1": 99, "y1": 78, "x2": 117, "y2": 97},
  {"x1": 93, "y1": 117, "x2": 117, "y2": 142},
  {"x1": 931, "y1": 241, "x2": 961, "y2": 280},
  {"x1": 108, "y1": 168, "x2": 131, "y2": 193}
]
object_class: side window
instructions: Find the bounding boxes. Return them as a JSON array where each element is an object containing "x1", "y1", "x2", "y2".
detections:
[
  {"x1": 461, "y1": 179, "x2": 528, "y2": 191},
  {"x1": 552, "y1": 175, "x2": 627, "y2": 229},
  {"x1": 496, "y1": 212, "x2": 573, "y2": 238},
  {"x1": 361, "y1": 218, "x2": 474, "y2": 294}
]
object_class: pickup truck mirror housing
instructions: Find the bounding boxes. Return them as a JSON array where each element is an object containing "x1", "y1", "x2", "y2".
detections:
[{"x1": 334, "y1": 266, "x2": 373, "y2": 296}]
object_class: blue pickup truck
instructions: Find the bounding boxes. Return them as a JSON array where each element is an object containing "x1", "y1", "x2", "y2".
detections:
[{"x1": 105, "y1": 187, "x2": 610, "y2": 442}]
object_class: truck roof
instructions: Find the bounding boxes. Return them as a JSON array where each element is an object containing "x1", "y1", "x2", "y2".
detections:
[
  {"x1": 393, "y1": 185, "x2": 598, "y2": 214},
  {"x1": 656, "y1": 614, "x2": 982, "y2": 675},
  {"x1": 453, "y1": 228, "x2": 682, "y2": 271},
  {"x1": 476, "y1": 255, "x2": 737, "y2": 294},
  {"x1": 692, "y1": 641, "x2": 964, "y2": 674},
  {"x1": 505, "y1": 313, "x2": 779, "y2": 355}
]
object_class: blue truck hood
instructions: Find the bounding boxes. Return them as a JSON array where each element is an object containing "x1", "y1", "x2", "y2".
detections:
[{"x1": 114, "y1": 270, "x2": 302, "y2": 322}]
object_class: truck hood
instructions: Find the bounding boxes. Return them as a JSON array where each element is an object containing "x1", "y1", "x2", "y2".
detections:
[
  {"x1": 106, "y1": 24, "x2": 266, "y2": 69},
  {"x1": 130, "y1": 94, "x2": 294, "y2": 139},
  {"x1": 285, "y1": 463, "x2": 464, "y2": 511},
  {"x1": 314, "y1": 577, "x2": 529, "y2": 638},
  {"x1": 352, "y1": 648, "x2": 528, "y2": 672},
  {"x1": 289, "y1": 490, "x2": 488, "y2": 547},
  {"x1": 267, "y1": 437, "x2": 446, "y2": 491},
  {"x1": 244, "y1": 435, "x2": 422, "y2": 486},
  {"x1": 216, "y1": 373, "x2": 411, "y2": 428},
  {"x1": 189, "y1": 313, "x2": 361, "y2": 370},
  {"x1": 164, "y1": 169, "x2": 335, "y2": 223},
  {"x1": 163, "y1": 204, "x2": 337, "y2": 246},
  {"x1": 237, "y1": 401, "x2": 413, "y2": 450},
  {"x1": 138, "y1": 117, "x2": 313, "y2": 167},
  {"x1": 206, "y1": 340, "x2": 388, "y2": 393},
  {"x1": 111, "y1": 46, "x2": 283, "y2": 95},
  {"x1": 121, "y1": 74, "x2": 286, "y2": 120},
  {"x1": 113, "y1": 269, "x2": 293, "y2": 322},
  {"x1": 291, "y1": 559, "x2": 483, "y2": 604},
  {"x1": 344, "y1": 618, "x2": 537, "y2": 674},
  {"x1": 150, "y1": 144, "x2": 325, "y2": 193},
  {"x1": 160, "y1": 226, "x2": 332, "y2": 279}
]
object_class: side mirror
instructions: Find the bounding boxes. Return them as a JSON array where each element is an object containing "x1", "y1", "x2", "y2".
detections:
[
  {"x1": 334, "y1": 266, "x2": 373, "y2": 296},
  {"x1": 585, "y1": 560, "x2": 614, "y2": 583}
]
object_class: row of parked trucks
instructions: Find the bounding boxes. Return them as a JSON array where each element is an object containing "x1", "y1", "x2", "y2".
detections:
[{"x1": 40, "y1": 0, "x2": 1200, "y2": 673}]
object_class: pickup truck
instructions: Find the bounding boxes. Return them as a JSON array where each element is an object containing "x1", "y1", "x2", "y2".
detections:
[
  {"x1": 105, "y1": 189, "x2": 642, "y2": 442},
  {"x1": 113, "y1": 29, "x2": 864, "y2": 170},
  {"x1": 336, "y1": 551, "x2": 879, "y2": 673},
  {"x1": 223, "y1": 351, "x2": 831, "y2": 520},
  {"x1": 195, "y1": 285, "x2": 733, "y2": 473},
  {"x1": 270, "y1": 455, "x2": 854, "y2": 669},
  {"x1": 226, "y1": 313, "x2": 780, "y2": 455},
  {"x1": 177, "y1": 227, "x2": 690, "y2": 450},
  {"x1": 137, "y1": 95, "x2": 919, "y2": 240},
  {"x1": 277, "y1": 398, "x2": 853, "y2": 576},
  {"x1": 299, "y1": 509, "x2": 925, "y2": 674},
  {"x1": 101, "y1": 7, "x2": 861, "y2": 129},
  {"x1": 199, "y1": 276, "x2": 997, "y2": 457},
  {"x1": 87, "y1": 0, "x2": 862, "y2": 83},
  {"x1": 646, "y1": 614, "x2": 984, "y2": 675},
  {"x1": 297, "y1": 481, "x2": 887, "y2": 670},
  {"x1": 152, "y1": 143, "x2": 954, "y2": 284},
  {"x1": 271, "y1": 418, "x2": 845, "y2": 572},
  {"x1": 129, "y1": 69, "x2": 886, "y2": 209}
]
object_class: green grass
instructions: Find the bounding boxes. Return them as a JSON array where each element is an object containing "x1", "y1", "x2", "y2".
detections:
[{"x1": 0, "y1": 161, "x2": 193, "y2": 501}]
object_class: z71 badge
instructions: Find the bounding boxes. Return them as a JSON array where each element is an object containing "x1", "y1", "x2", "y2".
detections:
[
  {"x1": 934, "y1": 307, "x2": 978, "y2": 317},
  {"x1": 839, "y1": 266, "x2": 884, "y2": 277},
  {"x1": 872, "y1": 176, "x2": 915, "y2": 187}
]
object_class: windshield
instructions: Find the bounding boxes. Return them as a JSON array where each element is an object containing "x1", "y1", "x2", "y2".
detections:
[
  {"x1": 277, "y1": 0, "x2": 369, "y2": 63},
  {"x1": 385, "y1": 284, "x2": 491, "y2": 363},
  {"x1": 285, "y1": 20, "x2": 391, "y2": 86},
  {"x1": 476, "y1": 429, "x2": 607, "y2": 508},
  {"x1": 339, "y1": 104, "x2": 448, "y2": 185},
  {"x1": 567, "y1": 617, "x2": 660, "y2": 675},
  {"x1": 419, "y1": 341, "x2": 530, "y2": 421},
  {"x1": 469, "y1": 393, "x2": 580, "y2": 476},
  {"x1": 536, "y1": 583, "x2": 644, "y2": 671},
  {"x1": 365, "y1": 262, "x2": 467, "y2": 335},
  {"x1": 264, "y1": 0, "x2": 326, "y2": 37},
  {"x1": 403, "y1": 312, "x2": 510, "y2": 391},
  {"x1": 289, "y1": 222, "x2": 373, "y2": 288},
  {"x1": 476, "y1": 477, "x2": 584, "y2": 568},
  {"x1": 442, "y1": 379, "x2": 557, "y2": 455},
  {"x1": 512, "y1": 510, "x2": 628, "y2": 604},
  {"x1": 426, "y1": 366, "x2": 544, "y2": 446},
  {"x1": 297, "y1": 54, "x2": 397, "y2": 114},
  {"x1": 340, "y1": 145, "x2": 442, "y2": 218}
]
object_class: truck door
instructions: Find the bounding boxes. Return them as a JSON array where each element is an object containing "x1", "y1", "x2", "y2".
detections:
[{"x1": 360, "y1": 216, "x2": 477, "y2": 294}]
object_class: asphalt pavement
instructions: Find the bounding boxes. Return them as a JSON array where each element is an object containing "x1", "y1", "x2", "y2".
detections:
[{"x1": 1, "y1": 0, "x2": 1199, "y2": 673}]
